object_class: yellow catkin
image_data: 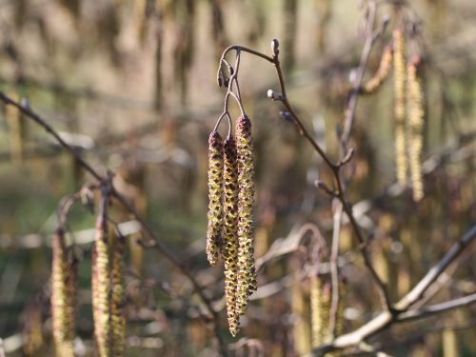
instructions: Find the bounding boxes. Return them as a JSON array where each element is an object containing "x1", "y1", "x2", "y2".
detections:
[
  {"x1": 310, "y1": 277, "x2": 331, "y2": 347},
  {"x1": 206, "y1": 130, "x2": 224, "y2": 265},
  {"x1": 222, "y1": 136, "x2": 240, "y2": 336},
  {"x1": 310, "y1": 275, "x2": 322, "y2": 348},
  {"x1": 51, "y1": 228, "x2": 76, "y2": 357},
  {"x1": 407, "y1": 61, "x2": 425, "y2": 201},
  {"x1": 5, "y1": 92, "x2": 25, "y2": 164},
  {"x1": 363, "y1": 45, "x2": 393, "y2": 93},
  {"x1": 110, "y1": 233, "x2": 126, "y2": 356},
  {"x1": 393, "y1": 28, "x2": 408, "y2": 185},
  {"x1": 236, "y1": 115, "x2": 257, "y2": 316},
  {"x1": 92, "y1": 214, "x2": 112, "y2": 357}
]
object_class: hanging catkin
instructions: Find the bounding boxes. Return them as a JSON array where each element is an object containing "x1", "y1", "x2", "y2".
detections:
[
  {"x1": 310, "y1": 276, "x2": 331, "y2": 347},
  {"x1": 393, "y1": 28, "x2": 408, "y2": 185},
  {"x1": 110, "y1": 232, "x2": 126, "y2": 356},
  {"x1": 92, "y1": 211, "x2": 112, "y2": 357},
  {"x1": 206, "y1": 131, "x2": 224, "y2": 265},
  {"x1": 407, "y1": 60, "x2": 425, "y2": 201},
  {"x1": 363, "y1": 45, "x2": 393, "y2": 94},
  {"x1": 51, "y1": 228, "x2": 76, "y2": 357},
  {"x1": 236, "y1": 115, "x2": 257, "y2": 315},
  {"x1": 222, "y1": 136, "x2": 240, "y2": 336}
]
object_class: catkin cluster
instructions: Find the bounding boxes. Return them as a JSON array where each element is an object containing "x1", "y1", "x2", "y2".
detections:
[
  {"x1": 92, "y1": 214, "x2": 126, "y2": 356},
  {"x1": 51, "y1": 228, "x2": 77, "y2": 357},
  {"x1": 363, "y1": 27, "x2": 425, "y2": 201},
  {"x1": 205, "y1": 115, "x2": 257, "y2": 336}
]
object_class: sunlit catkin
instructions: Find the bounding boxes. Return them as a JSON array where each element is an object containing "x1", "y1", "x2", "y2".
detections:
[
  {"x1": 110, "y1": 233, "x2": 126, "y2": 356},
  {"x1": 51, "y1": 228, "x2": 76, "y2": 357},
  {"x1": 92, "y1": 214, "x2": 112, "y2": 357},
  {"x1": 363, "y1": 45, "x2": 393, "y2": 94},
  {"x1": 206, "y1": 130, "x2": 224, "y2": 265},
  {"x1": 310, "y1": 277, "x2": 331, "y2": 347},
  {"x1": 236, "y1": 115, "x2": 257, "y2": 315},
  {"x1": 407, "y1": 61, "x2": 425, "y2": 201},
  {"x1": 222, "y1": 136, "x2": 240, "y2": 336},
  {"x1": 393, "y1": 28, "x2": 408, "y2": 185}
]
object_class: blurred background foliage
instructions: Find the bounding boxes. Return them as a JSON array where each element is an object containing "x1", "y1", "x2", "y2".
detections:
[{"x1": 0, "y1": 0, "x2": 475, "y2": 355}]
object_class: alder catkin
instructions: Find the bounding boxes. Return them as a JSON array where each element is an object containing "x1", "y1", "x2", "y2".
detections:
[
  {"x1": 407, "y1": 61, "x2": 425, "y2": 201},
  {"x1": 363, "y1": 45, "x2": 393, "y2": 94},
  {"x1": 110, "y1": 233, "x2": 126, "y2": 356},
  {"x1": 206, "y1": 130, "x2": 224, "y2": 265},
  {"x1": 51, "y1": 228, "x2": 76, "y2": 357},
  {"x1": 236, "y1": 115, "x2": 257, "y2": 316},
  {"x1": 310, "y1": 277, "x2": 331, "y2": 347},
  {"x1": 393, "y1": 28, "x2": 408, "y2": 185},
  {"x1": 92, "y1": 214, "x2": 112, "y2": 357},
  {"x1": 222, "y1": 136, "x2": 240, "y2": 336}
]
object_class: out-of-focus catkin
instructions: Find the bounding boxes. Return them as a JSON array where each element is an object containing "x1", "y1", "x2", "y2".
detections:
[
  {"x1": 110, "y1": 233, "x2": 126, "y2": 356},
  {"x1": 363, "y1": 45, "x2": 393, "y2": 94},
  {"x1": 206, "y1": 130, "x2": 224, "y2": 265},
  {"x1": 92, "y1": 214, "x2": 112, "y2": 357},
  {"x1": 51, "y1": 228, "x2": 76, "y2": 357},
  {"x1": 407, "y1": 61, "x2": 424, "y2": 201},
  {"x1": 310, "y1": 277, "x2": 331, "y2": 348},
  {"x1": 236, "y1": 115, "x2": 257, "y2": 316},
  {"x1": 393, "y1": 28, "x2": 408, "y2": 185},
  {"x1": 222, "y1": 136, "x2": 240, "y2": 336}
]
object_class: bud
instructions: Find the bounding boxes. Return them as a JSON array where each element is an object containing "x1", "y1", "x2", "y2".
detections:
[{"x1": 271, "y1": 38, "x2": 280, "y2": 56}]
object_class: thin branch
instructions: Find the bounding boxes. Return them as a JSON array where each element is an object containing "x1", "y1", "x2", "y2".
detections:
[
  {"x1": 397, "y1": 292, "x2": 476, "y2": 322},
  {"x1": 313, "y1": 224, "x2": 476, "y2": 355}
]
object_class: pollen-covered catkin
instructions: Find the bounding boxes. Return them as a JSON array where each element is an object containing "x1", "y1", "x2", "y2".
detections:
[
  {"x1": 236, "y1": 115, "x2": 257, "y2": 316},
  {"x1": 310, "y1": 276, "x2": 331, "y2": 347},
  {"x1": 407, "y1": 61, "x2": 424, "y2": 201},
  {"x1": 363, "y1": 45, "x2": 393, "y2": 94},
  {"x1": 222, "y1": 136, "x2": 240, "y2": 336},
  {"x1": 51, "y1": 228, "x2": 76, "y2": 357},
  {"x1": 206, "y1": 130, "x2": 224, "y2": 265},
  {"x1": 110, "y1": 233, "x2": 126, "y2": 356},
  {"x1": 393, "y1": 28, "x2": 408, "y2": 185},
  {"x1": 92, "y1": 215, "x2": 112, "y2": 357}
]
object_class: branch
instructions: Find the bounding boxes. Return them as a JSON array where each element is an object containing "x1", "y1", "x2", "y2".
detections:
[{"x1": 313, "y1": 224, "x2": 476, "y2": 355}]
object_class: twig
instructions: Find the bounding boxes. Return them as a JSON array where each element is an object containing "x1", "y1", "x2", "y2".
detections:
[{"x1": 397, "y1": 292, "x2": 476, "y2": 322}]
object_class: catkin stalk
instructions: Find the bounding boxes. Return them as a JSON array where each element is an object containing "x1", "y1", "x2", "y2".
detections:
[
  {"x1": 393, "y1": 28, "x2": 408, "y2": 185},
  {"x1": 407, "y1": 61, "x2": 425, "y2": 201},
  {"x1": 222, "y1": 136, "x2": 240, "y2": 336},
  {"x1": 51, "y1": 228, "x2": 76, "y2": 357},
  {"x1": 206, "y1": 131, "x2": 224, "y2": 265},
  {"x1": 236, "y1": 115, "x2": 257, "y2": 316}
]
